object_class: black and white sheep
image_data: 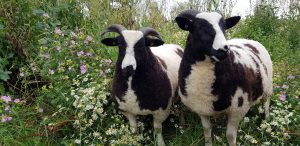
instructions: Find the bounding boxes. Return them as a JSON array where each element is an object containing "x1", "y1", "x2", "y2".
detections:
[
  {"x1": 175, "y1": 10, "x2": 273, "y2": 146},
  {"x1": 101, "y1": 24, "x2": 183, "y2": 146}
]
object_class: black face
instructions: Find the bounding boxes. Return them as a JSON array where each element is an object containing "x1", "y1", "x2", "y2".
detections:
[
  {"x1": 175, "y1": 11, "x2": 241, "y2": 62},
  {"x1": 218, "y1": 17, "x2": 226, "y2": 33},
  {"x1": 191, "y1": 19, "x2": 216, "y2": 53}
]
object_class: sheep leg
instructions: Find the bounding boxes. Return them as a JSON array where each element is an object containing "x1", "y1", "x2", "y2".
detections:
[
  {"x1": 263, "y1": 96, "x2": 270, "y2": 119},
  {"x1": 123, "y1": 112, "x2": 137, "y2": 133},
  {"x1": 153, "y1": 113, "x2": 168, "y2": 146},
  {"x1": 226, "y1": 113, "x2": 243, "y2": 146},
  {"x1": 199, "y1": 115, "x2": 212, "y2": 146}
]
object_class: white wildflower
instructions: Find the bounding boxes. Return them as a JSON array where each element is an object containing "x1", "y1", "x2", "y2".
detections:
[
  {"x1": 262, "y1": 141, "x2": 271, "y2": 146},
  {"x1": 266, "y1": 127, "x2": 272, "y2": 133},
  {"x1": 260, "y1": 123, "x2": 267, "y2": 129},
  {"x1": 258, "y1": 106, "x2": 264, "y2": 113},
  {"x1": 244, "y1": 134, "x2": 252, "y2": 140},
  {"x1": 74, "y1": 139, "x2": 81, "y2": 144},
  {"x1": 250, "y1": 139, "x2": 258, "y2": 144},
  {"x1": 270, "y1": 121, "x2": 279, "y2": 126},
  {"x1": 85, "y1": 104, "x2": 94, "y2": 110},
  {"x1": 215, "y1": 135, "x2": 222, "y2": 142},
  {"x1": 93, "y1": 132, "x2": 100, "y2": 137},
  {"x1": 92, "y1": 113, "x2": 98, "y2": 120},
  {"x1": 80, "y1": 3, "x2": 90, "y2": 19},
  {"x1": 283, "y1": 133, "x2": 289, "y2": 138},
  {"x1": 83, "y1": 77, "x2": 88, "y2": 82},
  {"x1": 244, "y1": 117, "x2": 250, "y2": 123}
]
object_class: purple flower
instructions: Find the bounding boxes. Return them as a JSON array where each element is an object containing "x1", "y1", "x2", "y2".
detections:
[
  {"x1": 1, "y1": 96, "x2": 12, "y2": 103},
  {"x1": 43, "y1": 13, "x2": 50, "y2": 18},
  {"x1": 4, "y1": 106, "x2": 10, "y2": 111},
  {"x1": 55, "y1": 27, "x2": 62, "y2": 35},
  {"x1": 287, "y1": 75, "x2": 295, "y2": 80},
  {"x1": 104, "y1": 59, "x2": 112, "y2": 65},
  {"x1": 77, "y1": 51, "x2": 84, "y2": 56},
  {"x1": 1, "y1": 115, "x2": 12, "y2": 123},
  {"x1": 279, "y1": 91, "x2": 286, "y2": 101},
  {"x1": 49, "y1": 69, "x2": 55, "y2": 75},
  {"x1": 80, "y1": 64, "x2": 87, "y2": 74},
  {"x1": 38, "y1": 108, "x2": 44, "y2": 113},
  {"x1": 282, "y1": 84, "x2": 289, "y2": 89},
  {"x1": 14, "y1": 98, "x2": 21, "y2": 103},
  {"x1": 86, "y1": 52, "x2": 92, "y2": 57},
  {"x1": 71, "y1": 32, "x2": 78, "y2": 38},
  {"x1": 86, "y1": 35, "x2": 93, "y2": 41}
]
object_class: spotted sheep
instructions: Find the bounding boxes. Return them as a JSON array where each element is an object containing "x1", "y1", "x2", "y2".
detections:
[
  {"x1": 101, "y1": 24, "x2": 183, "y2": 146},
  {"x1": 175, "y1": 10, "x2": 273, "y2": 146}
]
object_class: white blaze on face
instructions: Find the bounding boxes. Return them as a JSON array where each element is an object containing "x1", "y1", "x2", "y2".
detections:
[
  {"x1": 121, "y1": 30, "x2": 144, "y2": 70},
  {"x1": 196, "y1": 12, "x2": 227, "y2": 50}
]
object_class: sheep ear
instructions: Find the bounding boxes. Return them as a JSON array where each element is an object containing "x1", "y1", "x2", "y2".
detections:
[
  {"x1": 101, "y1": 37, "x2": 118, "y2": 46},
  {"x1": 145, "y1": 37, "x2": 164, "y2": 47},
  {"x1": 225, "y1": 16, "x2": 241, "y2": 29},
  {"x1": 175, "y1": 17, "x2": 193, "y2": 31}
]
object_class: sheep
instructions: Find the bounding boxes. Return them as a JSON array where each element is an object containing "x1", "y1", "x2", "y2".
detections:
[
  {"x1": 175, "y1": 10, "x2": 273, "y2": 146},
  {"x1": 101, "y1": 24, "x2": 183, "y2": 146}
]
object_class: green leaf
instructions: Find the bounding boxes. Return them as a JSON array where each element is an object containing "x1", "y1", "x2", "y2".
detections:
[
  {"x1": 0, "y1": 83, "x2": 4, "y2": 93},
  {"x1": 0, "y1": 70, "x2": 11, "y2": 81},
  {"x1": 32, "y1": 9, "x2": 45, "y2": 16},
  {"x1": 7, "y1": 53, "x2": 14, "y2": 58},
  {"x1": 0, "y1": 58, "x2": 9, "y2": 66},
  {"x1": 50, "y1": 20, "x2": 61, "y2": 27}
]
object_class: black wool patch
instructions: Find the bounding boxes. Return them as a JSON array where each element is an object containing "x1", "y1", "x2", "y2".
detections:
[
  {"x1": 238, "y1": 96, "x2": 243, "y2": 107},
  {"x1": 131, "y1": 48, "x2": 172, "y2": 110},
  {"x1": 175, "y1": 48, "x2": 184, "y2": 58},
  {"x1": 212, "y1": 51, "x2": 264, "y2": 111},
  {"x1": 156, "y1": 56, "x2": 167, "y2": 69}
]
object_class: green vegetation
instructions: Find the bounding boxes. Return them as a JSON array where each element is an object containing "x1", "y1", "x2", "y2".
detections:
[{"x1": 0, "y1": 0, "x2": 299, "y2": 145}]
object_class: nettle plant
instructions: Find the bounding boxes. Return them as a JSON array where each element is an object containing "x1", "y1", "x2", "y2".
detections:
[{"x1": 29, "y1": 8, "x2": 146, "y2": 145}]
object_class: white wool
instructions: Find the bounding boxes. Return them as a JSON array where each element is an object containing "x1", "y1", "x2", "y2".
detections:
[
  {"x1": 179, "y1": 56, "x2": 218, "y2": 116},
  {"x1": 121, "y1": 30, "x2": 143, "y2": 70}
]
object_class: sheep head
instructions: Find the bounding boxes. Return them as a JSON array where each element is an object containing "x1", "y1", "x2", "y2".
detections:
[
  {"x1": 175, "y1": 10, "x2": 241, "y2": 62},
  {"x1": 101, "y1": 24, "x2": 164, "y2": 77}
]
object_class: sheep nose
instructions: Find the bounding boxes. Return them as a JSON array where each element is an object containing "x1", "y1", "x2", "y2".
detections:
[{"x1": 122, "y1": 65, "x2": 135, "y2": 77}]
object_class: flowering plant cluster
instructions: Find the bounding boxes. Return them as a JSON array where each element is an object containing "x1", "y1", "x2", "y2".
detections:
[
  {"x1": 0, "y1": 95, "x2": 23, "y2": 123},
  {"x1": 21, "y1": 7, "x2": 146, "y2": 145}
]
